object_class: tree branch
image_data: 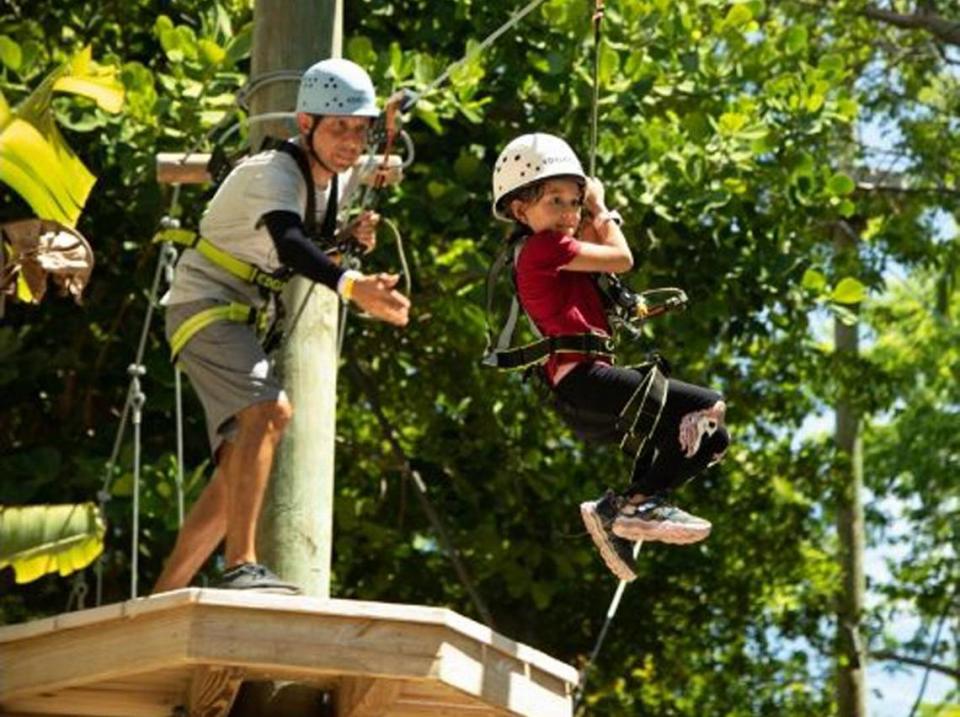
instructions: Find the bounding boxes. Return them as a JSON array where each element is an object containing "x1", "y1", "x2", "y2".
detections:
[
  {"x1": 871, "y1": 650, "x2": 960, "y2": 680},
  {"x1": 863, "y1": 5, "x2": 960, "y2": 47}
]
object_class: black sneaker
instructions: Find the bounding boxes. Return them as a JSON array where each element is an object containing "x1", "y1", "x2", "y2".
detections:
[
  {"x1": 217, "y1": 563, "x2": 302, "y2": 595},
  {"x1": 612, "y1": 495, "x2": 711, "y2": 545},
  {"x1": 580, "y1": 490, "x2": 638, "y2": 582}
]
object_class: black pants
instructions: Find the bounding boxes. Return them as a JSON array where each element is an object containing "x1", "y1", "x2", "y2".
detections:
[{"x1": 553, "y1": 362, "x2": 730, "y2": 496}]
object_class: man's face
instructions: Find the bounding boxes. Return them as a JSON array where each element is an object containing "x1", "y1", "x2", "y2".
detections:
[{"x1": 307, "y1": 115, "x2": 372, "y2": 174}]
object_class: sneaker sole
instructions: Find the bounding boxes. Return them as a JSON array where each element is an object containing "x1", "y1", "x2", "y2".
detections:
[
  {"x1": 612, "y1": 517, "x2": 711, "y2": 545},
  {"x1": 580, "y1": 502, "x2": 637, "y2": 582},
  {"x1": 217, "y1": 584, "x2": 302, "y2": 595}
]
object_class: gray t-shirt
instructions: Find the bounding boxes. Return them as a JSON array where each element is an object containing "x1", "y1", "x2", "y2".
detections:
[{"x1": 164, "y1": 142, "x2": 359, "y2": 308}]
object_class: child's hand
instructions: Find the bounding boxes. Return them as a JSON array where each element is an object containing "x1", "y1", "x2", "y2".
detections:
[
  {"x1": 584, "y1": 177, "x2": 607, "y2": 216},
  {"x1": 579, "y1": 216, "x2": 601, "y2": 244}
]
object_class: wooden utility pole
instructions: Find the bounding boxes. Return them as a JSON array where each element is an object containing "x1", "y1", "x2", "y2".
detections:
[
  {"x1": 834, "y1": 224, "x2": 868, "y2": 717},
  {"x1": 251, "y1": 0, "x2": 343, "y2": 598}
]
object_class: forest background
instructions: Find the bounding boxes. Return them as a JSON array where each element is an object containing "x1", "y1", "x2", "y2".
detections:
[{"x1": 0, "y1": 0, "x2": 957, "y2": 715}]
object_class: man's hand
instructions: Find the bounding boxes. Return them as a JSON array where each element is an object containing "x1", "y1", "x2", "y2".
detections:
[
  {"x1": 350, "y1": 272, "x2": 410, "y2": 326},
  {"x1": 346, "y1": 210, "x2": 380, "y2": 253}
]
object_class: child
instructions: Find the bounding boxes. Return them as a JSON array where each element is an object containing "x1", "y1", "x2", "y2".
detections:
[{"x1": 491, "y1": 133, "x2": 729, "y2": 581}]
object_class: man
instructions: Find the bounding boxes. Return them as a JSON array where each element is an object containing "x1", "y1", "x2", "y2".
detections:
[{"x1": 153, "y1": 59, "x2": 410, "y2": 594}]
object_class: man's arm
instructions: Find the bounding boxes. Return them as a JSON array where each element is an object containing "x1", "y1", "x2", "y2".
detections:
[
  {"x1": 261, "y1": 210, "x2": 344, "y2": 290},
  {"x1": 261, "y1": 209, "x2": 410, "y2": 326}
]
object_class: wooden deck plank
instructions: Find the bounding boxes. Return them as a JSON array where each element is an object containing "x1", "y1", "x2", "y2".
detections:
[
  {"x1": 187, "y1": 665, "x2": 244, "y2": 717},
  {"x1": 0, "y1": 591, "x2": 576, "y2": 717},
  {"x1": 338, "y1": 676, "x2": 404, "y2": 717},
  {"x1": 2, "y1": 684, "x2": 182, "y2": 717}
]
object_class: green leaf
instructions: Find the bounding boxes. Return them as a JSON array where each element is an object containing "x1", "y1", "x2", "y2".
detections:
[
  {"x1": 801, "y1": 268, "x2": 827, "y2": 292},
  {"x1": 346, "y1": 35, "x2": 377, "y2": 68},
  {"x1": 198, "y1": 39, "x2": 226, "y2": 67},
  {"x1": 0, "y1": 35, "x2": 22, "y2": 71},
  {"x1": 598, "y1": 44, "x2": 620, "y2": 86},
  {"x1": 223, "y1": 23, "x2": 252, "y2": 68},
  {"x1": 723, "y1": 4, "x2": 754, "y2": 29},
  {"x1": 784, "y1": 26, "x2": 808, "y2": 54},
  {"x1": 831, "y1": 276, "x2": 866, "y2": 304},
  {"x1": 827, "y1": 173, "x2": 856, "y2": 197},
  {"x1": 804, "y1": 93, "x2": 825, "y2": 114},
  {"x1": 718, "y1": 112, "x2": 748, "y2": 135},
  {"x1": 0, "y1": 503, "x2": 105, "y2": 584}
]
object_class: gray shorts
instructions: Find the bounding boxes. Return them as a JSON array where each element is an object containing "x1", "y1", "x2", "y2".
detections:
[{"x1": 165, "y1": 300, "x2": 287, "y2": 458}]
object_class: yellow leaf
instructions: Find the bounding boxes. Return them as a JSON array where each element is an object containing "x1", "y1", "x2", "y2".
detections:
[
  {"x1": 16, "y1": 272, "x2": 34, "y2": 302},
  {"x1": 0, "y1": 88, "x2": 10, "y2": 127},
  {"x1": 0, "y1": 503, "x2": 105, "y2": 584},
  {"x1": 0, "y1": 118, "x2": 95, "y2": 226},
  {"x1": 53, "y1": 76, "x2": 124, "y2": 113},
  {"x1": 51, "y1": 45, "x2": 124, "y2": 113}
]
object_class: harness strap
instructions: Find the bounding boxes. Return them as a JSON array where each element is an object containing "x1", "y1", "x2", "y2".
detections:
[
  {"x1": 260, "y1": 137, "x2": 339, "y2": 243},
  {"x1": 484, "y1": 332, "x2": 616, "y2": 370},
  {"x1": 618, "y1": 363, "x2": 668, "y2": 462},
  {"x1": 191, "y1": 236, "x2": 290, "y2": 293},
  {"x1": 169, "y1": 302, "x2": 259, "y2": 359}
]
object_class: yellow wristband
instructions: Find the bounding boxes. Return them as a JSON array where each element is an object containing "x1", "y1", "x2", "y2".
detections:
[{"x1": 338, "y1": 270, "x2": 361, "y2": 301}]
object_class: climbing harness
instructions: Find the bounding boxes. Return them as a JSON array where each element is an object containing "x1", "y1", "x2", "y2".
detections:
[
  {"x1": 87, "y1": 0, "x2": 565, "y2": 610},
  {"x1": 158, "y1": 138, "x2": 341, "y2": 360}
]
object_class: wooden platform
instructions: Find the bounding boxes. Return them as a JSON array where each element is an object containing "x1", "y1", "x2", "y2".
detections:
[{"x1": 0, "y1": 589, "x2": 577, "y2": 717}]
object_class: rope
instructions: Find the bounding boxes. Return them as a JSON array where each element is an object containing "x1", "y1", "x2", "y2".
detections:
[
  {"x1": 588, "y1": 0, "x2": 605, "y2": 175},
  {"x1": 95, "y1": 213, "x2": 182, "y2": 605},
  {"x1": 571, "y1": 5, "x2": 644, "y2": 706},
  {"x1": 573, "y1": 540, "x2": 642, "y2": 712}
]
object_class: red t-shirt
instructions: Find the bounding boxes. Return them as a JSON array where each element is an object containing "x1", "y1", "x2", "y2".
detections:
[{"x1": 515, "y1": 230, "x2": 612, "y2": 384}]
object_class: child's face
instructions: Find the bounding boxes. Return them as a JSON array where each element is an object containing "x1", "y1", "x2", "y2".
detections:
[{"x1": 511, "y1": 178, "x2": 584, "y2": 236}]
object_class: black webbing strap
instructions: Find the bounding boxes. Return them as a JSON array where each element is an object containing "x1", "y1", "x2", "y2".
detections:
[
  {"x1": 260, "y1": 137, "x2": 338, "y2": 243},
  {"x1": 618, "y1": 363, "x2": 668, "y2": 461},
  {"x1": 488, "y1": 333, "x2": 616, "y2": 370}
]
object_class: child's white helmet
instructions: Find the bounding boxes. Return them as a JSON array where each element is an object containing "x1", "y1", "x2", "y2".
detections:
[
  {"x1": 492, "y1": 133, "x2": 586, "y2": 221},
  {"x1": 297, "y1": 58, "x2": 379, "y2": 117}
]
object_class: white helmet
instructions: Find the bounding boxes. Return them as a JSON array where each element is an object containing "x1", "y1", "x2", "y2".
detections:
[
  {"x1": 297, "y1": 58, "x2": 379, "y2": 117},
  {"x1": 492, "y1": 133, "x2": 586, "y2": 221}
]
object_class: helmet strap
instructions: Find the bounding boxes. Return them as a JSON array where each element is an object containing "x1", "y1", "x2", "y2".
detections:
[{"x1": 303, "y1": 115, "x2": 339, "y2": 178}]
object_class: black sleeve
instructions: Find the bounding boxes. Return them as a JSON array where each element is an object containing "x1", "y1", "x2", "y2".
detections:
[{"x1": 261, "y1": 210, "x2": 345, "y2": 292}]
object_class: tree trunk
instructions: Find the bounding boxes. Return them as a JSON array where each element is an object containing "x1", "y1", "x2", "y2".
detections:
[
  {"x1": 251, "y1": 0, "x2": 343, "y2": 602},
  {"x1": 834, "y1": 226, "x2": 868, "y2": 717}
]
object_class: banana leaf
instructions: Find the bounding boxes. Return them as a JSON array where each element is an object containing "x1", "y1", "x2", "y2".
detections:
[
  {"x1": 0, "y1": 45, "x2": 124, "y2": 227},
  {"x1": 0, "y1": 503, "x2": 105, "y2": 584}
]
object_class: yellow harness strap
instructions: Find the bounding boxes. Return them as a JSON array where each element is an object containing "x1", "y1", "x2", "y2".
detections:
[
  {"x1": 160, "y1": 231, "x2": 289, "y2": 293},
  {"x1": 169, "y1": 302, "x2": 258, "y2": 359}
]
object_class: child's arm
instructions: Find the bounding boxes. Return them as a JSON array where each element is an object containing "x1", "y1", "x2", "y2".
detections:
[{"x1": 560, "y1": 177, "x2": 633, "y2": 274}]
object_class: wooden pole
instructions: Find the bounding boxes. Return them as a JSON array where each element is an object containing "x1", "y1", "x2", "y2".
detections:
[
  {"x1": 834, "y1": 224, "x2": 868, "y2": 717},
  {"x1": 250, "y1": 0, "x2": 343, "y2": 601}
]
